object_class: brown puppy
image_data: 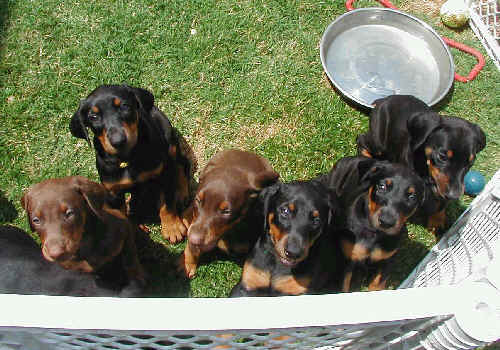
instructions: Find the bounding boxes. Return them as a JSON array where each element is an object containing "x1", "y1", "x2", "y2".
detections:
[
  {"x1": 178, "y1": 149, "x2": 279, "y2": 278},
  {"x1": 21, "y1": 176, "x2": 146, "y2": 288}
]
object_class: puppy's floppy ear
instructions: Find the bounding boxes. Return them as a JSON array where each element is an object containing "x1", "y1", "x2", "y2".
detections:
[
  {"x1": 327, "y1": 188, "x2": 339, "y2": 227},
  {"x1": 258, "y1": 182, "x2": 281, "y2": 233},
  {"x1": 70, "y1": 99, "x2": 91, "y2": 147},
  {"x1": 249, "y1": 170, "x2": 280, "y2": 191},
  {"x1": 407, "y1": 111, "x2": 441, "y2": 152},
  {"x1": 311, "y1": 180, "x2": 338, "y2": 228},
  {"x1": 71, "y1": 176, "x2": 109, "y2": 221},
  {"x1": 126, "y1": 85, "x2": 154, "y2": 112},
  {"x1": 472, "y1": 123, "x2": 486, "y2": 153},
  {"x1": 20, "y1": 192, "x2": 28, "y2": 211},
  {"x1": 20, "y1": 190, "x2": 35, "y2": 232},
  {"x1": 359, "y1": 160, "x2": 389, "y2": 188},
  {"x1": 415, "y1": 176, "x2": 426, "y2": 207},
  {"x1": 329, "y1": 157, "x2": 377, "y2": 198}
]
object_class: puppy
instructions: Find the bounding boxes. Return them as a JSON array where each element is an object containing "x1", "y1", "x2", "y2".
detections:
[
  {"x1": 319, "y1": 156, "x2": 425, "y2": 292},
  {"x1": 356, "y1": 95, "x2": 486, "y2": 234},
  {"x1": 178, "y1": 149, "x2": 279, "y2": 278},
  {"x1": 230, "y1": 180, "x2": 337, "y2": 297},
  {"x1": 70, "y1": 84, "x2": 196, "y2": 243},
  {"x1": 21, "y1": 176, "x2": 146, "y2": 289},
  {"x1": 0, "y1": 225, "x2": 142, "y2": 297}
]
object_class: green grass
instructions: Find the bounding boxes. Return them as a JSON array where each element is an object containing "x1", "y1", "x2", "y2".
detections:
[{"x1": 0, "y1": 0, "x2": 498, "y2": 302}]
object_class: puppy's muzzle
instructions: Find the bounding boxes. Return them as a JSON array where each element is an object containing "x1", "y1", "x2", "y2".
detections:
[{"x1": 107, "y1": 127, "x2": 127, "y2": 150}]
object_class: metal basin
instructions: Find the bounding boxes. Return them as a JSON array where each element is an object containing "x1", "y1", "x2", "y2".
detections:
[{"x1": 320, "y1": 8, "x2": 455, "y2": 108}]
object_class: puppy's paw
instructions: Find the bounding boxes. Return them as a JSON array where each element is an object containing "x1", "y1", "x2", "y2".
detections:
[
  {"x1": 427, "y1": 209, "x2": 446, "y2": 239},
  {"x1": 359, "y1": 148, "x2": 373, "y2": 158},
  {"x1": 176, "y1": 252, "x2": 197, "y2": 279},
  {"x1": 161, "y1": 216, "x2": 187, "y2": 244}
]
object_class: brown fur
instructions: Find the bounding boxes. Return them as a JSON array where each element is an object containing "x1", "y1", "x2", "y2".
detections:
[
  {"x1": 178, "y1": 149, "x2": 279, "y2": 278},
  {"x1": 21, "y1": 176, "x2": 145, "y2": 287}
]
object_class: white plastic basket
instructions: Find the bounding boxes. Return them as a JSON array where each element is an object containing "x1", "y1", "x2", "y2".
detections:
[
  {"x1": 1, "y1": 170, "x2": 499, "y2": 350},
  {"x1": 468, "y1": 0, "x2": 500, "y2": 70}
]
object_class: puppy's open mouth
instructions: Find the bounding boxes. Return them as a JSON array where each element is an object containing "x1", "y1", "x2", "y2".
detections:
[
  {"x1": 277, "y1": 253, "x2": 300, "y2": 267},
  {"x1": 199, "y1": 241, "x2": 217, "y2": 252}
]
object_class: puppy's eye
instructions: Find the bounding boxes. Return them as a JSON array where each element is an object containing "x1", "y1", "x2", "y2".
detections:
[
  {"x1": 312, "y1": 216, "x2": 321, "y2": 226},
  {"x1": 220, "y1": 208, "x2": 231, "y2": 216},
  {"x1": 120, "y1": 103, "x2": 130, "y2": 111},
  {"x1": 279, "y1": 206, "x2": 290, "y2": 218},
  {"x1": 65, "y1": 209, "x2": 74, "y2": 219},
  {"x1": 407, "y1": 192, "x2": 417, "y2": 201},
  {"x1": 437, "y1": 151, "x2": 448, "y2": 163},
  {"x1": 376, "y1": 182, "x2": 387, "y2": 192},
  {"x1": 31, "y1": 217, "x2": 41, "y2": 225},
  {"x1": 88, "y1": 112, "x2": 99, "y2": 121}
]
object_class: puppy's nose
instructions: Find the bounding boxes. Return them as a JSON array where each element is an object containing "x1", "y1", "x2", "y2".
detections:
[
  {"x1": 379, "y1": 213, "x2": 396, "y2": 229},
  {"x1": 284, "y1": 236, "x2": 303, "y2": 260},
  {"x1": 43, "y1": 242, "x2": 66, "y2": 261},
  {"x1": 445, "y1": 186, "x2": 463, "y2": 200},
  {"x1": 108, "y1": 128, "x2": 127, "y2": 149}
]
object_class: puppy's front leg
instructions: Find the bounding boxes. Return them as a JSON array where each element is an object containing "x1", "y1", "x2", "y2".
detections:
[
  {"x1": 177, "y1": 243, "x2": 201, "y2": 279},
  {"x1": 427, "y1": 208, "x2": 446, "y2": 238},
  {"x1": 121, "y1": 228, "x2": 147, "y2": 286},
  {"x1": 59, "y1": 259, "x2": 95, "y2": 273},
  {"x1": 342, "y1": 263, "x2": 354, "y2": 292},
  {"x1": 159, "y1": 192, "x2": 187, "y2": 243}
]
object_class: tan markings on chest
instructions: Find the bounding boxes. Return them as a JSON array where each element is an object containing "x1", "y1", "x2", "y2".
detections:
[
  {"x1": 241, "y1": 261, "x2": 271, "y2": 291},
  {"x1": 341, "y1": 239, "x2": 396, "y2": 262},
  {"x1": 370, "y1": 247, "x2": 397, "y2": 262},
  {"x1": 137, "y1": 162, "x2": 164, "y2": 182},
  {"x1": 342, "y1": 240, "x2": 369, "y2": 261},
  {"x1": 102, "y1": 162, "x2": 164, "y2": 193},
  {"x1": 272, "y1": 275, "x2": 311, "y2": 295}
]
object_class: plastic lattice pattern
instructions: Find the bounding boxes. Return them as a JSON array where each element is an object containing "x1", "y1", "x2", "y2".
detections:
[{"x1": 469, "y1": 0, "x2": 500, "y2": 70}]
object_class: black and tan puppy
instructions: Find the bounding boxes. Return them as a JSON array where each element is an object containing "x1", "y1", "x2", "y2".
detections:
[
  {"x1": 178, "y1": 149, "x2": 279, "y2": 278},
  {"x1": 21, "y1": 176, "x2": 146, "y2": 290},
  {"x1": 319, "y1": 156, "x2": 425, "y2": 292},
  {"x1": 356, "y1": 95, "x2": 486, "y2": 234},
  {"x1": 0, "y1": 225, "x2": 142, "y2": 297},
  {"x1": 230, "y1": 180, "x2": 337, "y2": 297},
  {"x1": 70, "y1": 84, "x2": 195, "y2": 243}
]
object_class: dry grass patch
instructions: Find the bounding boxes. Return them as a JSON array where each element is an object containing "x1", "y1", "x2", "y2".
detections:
[{"x1": 399, "y1": 0, "x2": 446, "y2": 16}]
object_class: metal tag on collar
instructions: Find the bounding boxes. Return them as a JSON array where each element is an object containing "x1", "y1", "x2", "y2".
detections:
[{"x1": 119, "y1": 162, "x2": 129, "y2": 169}]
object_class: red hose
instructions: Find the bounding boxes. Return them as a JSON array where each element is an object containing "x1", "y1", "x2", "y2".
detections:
[
  {"x1": 442, "y1": 37, "x2": 485, "y2": 82},
  {"x1": 344, "y1": 0, "x2": 485, "y2": 82}
]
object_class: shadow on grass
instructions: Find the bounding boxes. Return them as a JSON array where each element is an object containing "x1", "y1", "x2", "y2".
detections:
[
  {"x1": 135, "y1": 234, "x2": 191, "y2": 298},
  {"x1": 0, "y1": 190, "x2": 17, "y2": 223},
  {"x1": 390, "y1": 234, "x2": 432, "y2": 288},
  {"x1": 446, "y1": 198, "x2": 468, "y2": 226}
]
